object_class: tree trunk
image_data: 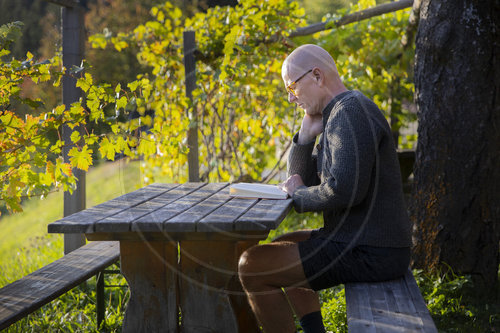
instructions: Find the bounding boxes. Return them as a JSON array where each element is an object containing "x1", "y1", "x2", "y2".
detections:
[{"x1": 410, "y1": 0, "x2": 500, "y2": 289}]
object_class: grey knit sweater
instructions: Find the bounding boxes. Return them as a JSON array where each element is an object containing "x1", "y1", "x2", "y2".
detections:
[{"x1": 288, "y1": 90, "x2": 412, "y2": 248}]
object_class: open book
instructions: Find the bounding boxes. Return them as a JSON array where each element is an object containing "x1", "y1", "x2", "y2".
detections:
[{"x1": 229, "y1": 183, "x2": 288, "y2": 200}]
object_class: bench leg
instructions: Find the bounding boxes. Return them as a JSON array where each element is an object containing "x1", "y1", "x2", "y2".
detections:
[
  {"x1": 96, "y1": 271, "x2": 104, "y2": 329},
  {"x1": 178, "y1": 240, "x2": 260, "y2": 333},
  {"x1": 120, "y1": 241, "x2": 178, "y2": 333}
]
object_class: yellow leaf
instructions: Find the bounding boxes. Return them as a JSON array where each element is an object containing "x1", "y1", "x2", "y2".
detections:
[{"x1": 68, "y1": 145, "x2": 93, "y2": 171}]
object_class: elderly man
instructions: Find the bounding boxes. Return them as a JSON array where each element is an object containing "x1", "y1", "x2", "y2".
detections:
[{"x1": 238, "y1": 44, "x2": 412, "y2": 332}]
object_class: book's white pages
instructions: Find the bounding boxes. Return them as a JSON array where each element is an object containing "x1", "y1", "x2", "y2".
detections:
[{"x1": 229, "y1": 183, "x2": 288, "y2": 200}]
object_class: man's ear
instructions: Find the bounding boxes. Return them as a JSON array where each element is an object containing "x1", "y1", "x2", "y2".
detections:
[{"x1": 312, "y1": 68, "x2": 324, "y2": 85}]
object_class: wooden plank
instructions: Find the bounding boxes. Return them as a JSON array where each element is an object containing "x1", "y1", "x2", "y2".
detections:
[
  {"x1": 198, "y1": 197, "x2": 259, "y2": 232},
  {"x1": 85, "y1": 231, "x2": 270, "y2": 242},
  {"x1": 107, "y1": 183, "x2": 173, "y2": 206},
  {"x1": 48, "y1": 183, "x2": 177, "y2": 233},
  {"x1": 235, "y1": 199, "x2": 293, "y2": 231},
  {"x1": 132, "y1": 182, "x2": 207, "y2": 232},
  {"x1": 387, "y1": 278, "x2": 426, "y2": 331},
  {"x1": 120, "y1": 240, "x2": 178, "y2": 333},
  {"x1": 0, "y1": 241, "x2": 119, "y2": 330},
  {"x1": 163, "y1": 183, "x2": 229, "y2": 232},
  {"x1": 91, "y1": 184, "x2": 178, "y2": 233},
  {"x1": 345, "y1": 269, "x2": 437, "y2": 333},
  {"x1": 403, "y1": 270, "x2": 438, "y2": 332},
  {"x1": 178, "y1": 241, "x2": 239, "y2": 332},
  {"x1": 95, "y1": 207, "x2": 156, "y2": 232},
  {"x1": 167, "y1": 185, "x2": 231, "y2": 232},
  {"x1": 366, "y1": 282, "x2": 406, "y2": 333},
  {"x1": 346, "y1": 283, "x2": 377, "y2": 333},
  {"x1": 48, "y1": 206, "x2": 122, "y2": 233}
]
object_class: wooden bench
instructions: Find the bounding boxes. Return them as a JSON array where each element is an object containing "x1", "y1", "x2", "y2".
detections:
[
  {"x1": 0, "y1": 241, "x2": 120, "y2": 330},
  {"x1": 345, "y1": 269, "x2": 437, "y2": 332}
]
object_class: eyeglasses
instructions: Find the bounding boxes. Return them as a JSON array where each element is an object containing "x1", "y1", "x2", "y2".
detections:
[{"x1": 286, "y1": 69, "x2": 313, "y2": 97}]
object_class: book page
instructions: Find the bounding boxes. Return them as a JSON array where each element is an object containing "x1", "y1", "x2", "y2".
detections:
[{"x1": 229, "y1": 183, "x2": 288, "y2": 199}]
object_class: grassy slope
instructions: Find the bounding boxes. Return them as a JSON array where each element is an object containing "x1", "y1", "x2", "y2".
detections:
[{"x1": 0, "y1": 159, "x2": 144, "y2": 287}]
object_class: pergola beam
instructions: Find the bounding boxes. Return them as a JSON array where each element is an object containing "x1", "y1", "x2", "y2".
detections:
[{"x1": 44, "y1": 0, "x2": 80, "y2": 8}]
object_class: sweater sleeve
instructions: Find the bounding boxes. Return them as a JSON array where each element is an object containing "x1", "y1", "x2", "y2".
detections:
[
  {"x1": 287, "y1": 132, "x2": 320, "y2": 186},
  {"x1": 292, "y1": 98, "x2": 382, "y2": 213}
]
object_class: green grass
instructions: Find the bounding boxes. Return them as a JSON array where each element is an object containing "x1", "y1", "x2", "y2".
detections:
[
  {"x1": 0, "y1": 159, "x2": 145, "y2": 332},
  {"x1": 0, "y1": 161, "x2": 498, "y2": 332},
  {"x1": 0, "y1": 159, "x2": 145, "y2": 287}
]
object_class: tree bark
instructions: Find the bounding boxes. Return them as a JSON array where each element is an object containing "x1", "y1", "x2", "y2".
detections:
[{"x1": 411, "y1": 0, "x2": 500, "y2": 288}]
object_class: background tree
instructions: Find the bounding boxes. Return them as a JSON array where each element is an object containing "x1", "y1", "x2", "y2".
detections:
[
  {"x1": 0, "y1": 0, "x2": 58, "y2": 59},
  {"x1": 84, "y1": 0, "x2": 165, "y2": 86},
  {"x1": 410, "y1": 0, "x2": 500, "y2": 289}
]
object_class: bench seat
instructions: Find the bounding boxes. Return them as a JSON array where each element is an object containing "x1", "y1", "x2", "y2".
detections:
[
  {"x1": 0, "y1": 241, "x2": 119, "y2": 330},
  {"x1": 345, "y1": 269, "x2": 437, "y2": 332}
]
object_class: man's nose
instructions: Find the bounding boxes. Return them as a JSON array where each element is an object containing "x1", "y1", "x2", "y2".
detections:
[{"x1": 288, "y1": 92, "x2": 297, "y2": 103}]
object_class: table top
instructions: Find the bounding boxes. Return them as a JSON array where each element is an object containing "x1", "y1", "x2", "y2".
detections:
[{"x1": 48, "y1": 182, "x2": 293, "y2": 236}]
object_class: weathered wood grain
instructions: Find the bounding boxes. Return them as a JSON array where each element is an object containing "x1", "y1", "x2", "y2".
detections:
[
  {"x1": 235, "y1": 199, "x2": 293, "y2": 231},
  {"x1": 120, "y1": 240, "x2": 178, "y2": 333},
  {"x1": 403, "y1": 270, "x2": 437, "y2": 331},
  {"x1": 198, "y1": 197, "x2": 259, "y2": 232},
  {"x1": 0, "y1": 241, "x2": 119, "y2": 330},
  {"x1": 48, "y1": 183, "x2": 178, "y2": 233},
  {"x1": 178, "y1": 241, "x2": 240, "y2": 332},
  {"x1": 132, "y1": 182, "x2": 207, "y2": 232},
  {"x1": 167, "y1": 186, "x2": 231, "y2": 232},
  {"x1": 345, "y1": 269, "x2": 437, "y2": 333},
  {"x1": 163, "y1": 183, "x2": 229, "y2": 232}
]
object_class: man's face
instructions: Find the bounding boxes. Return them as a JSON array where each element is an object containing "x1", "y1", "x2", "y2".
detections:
[{"x1": 282, "y1": 63, "x2": 322, "y2": 115}]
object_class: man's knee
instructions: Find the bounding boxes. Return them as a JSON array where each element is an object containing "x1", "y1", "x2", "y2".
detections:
[{"x1": 238, "y1": 246, "x2": 262, "y2": 289}]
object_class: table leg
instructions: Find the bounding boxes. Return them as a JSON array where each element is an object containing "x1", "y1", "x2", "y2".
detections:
[
  {"x1": 178, "y1": 240, "x2": 260, "y2": 333},
  {"x1": 120, "y1": 241, "x2": 178, "y2": 333}
]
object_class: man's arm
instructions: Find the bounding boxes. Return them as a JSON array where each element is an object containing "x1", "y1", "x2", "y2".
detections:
[
  {"x1": 292, "y1": 101, "x2": 381, "y2": 213},
  {"x1": 286, "y1": 114, "x2": 323, "y2": 188},
  {"x1": 297, "y1": 113, "x2": 323, "y2": 144}
]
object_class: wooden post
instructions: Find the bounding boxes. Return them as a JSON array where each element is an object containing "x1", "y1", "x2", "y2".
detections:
[
  {"x1": 61, "y1": 2, "x2": 86, "y2": 254},
  {"x1": 183, "y1": 31, "x2": 199, "y2": 182}
]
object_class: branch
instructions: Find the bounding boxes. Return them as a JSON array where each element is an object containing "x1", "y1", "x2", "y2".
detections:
[
  {"x1": 289, "y1": 0, "x2": 414, "y2": 38},
  {"x1": 195, "y1": 0, "x2": 414, "y2": 63},
  {"x1": 402, "y1": 0, "x2": 421, "y2": 49}
]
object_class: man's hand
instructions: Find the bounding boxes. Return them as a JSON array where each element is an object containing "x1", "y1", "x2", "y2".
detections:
[
  {"x1": 279, "y1": 174, "x2": 305, "y2": 196},
  {"x1": 298, "y1": 113, "x2": 323, "y2": 144}
]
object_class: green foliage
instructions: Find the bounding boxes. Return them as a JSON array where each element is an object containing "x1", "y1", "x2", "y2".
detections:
[
  {"x1": 415, "y1": 269, "x2": 499, "y2": 333},
  {"x1": 88, "y1": 0, "x2": 307, "y2": 184},
  {"x1": 297, "y1": 0, "x2": 356, "y2": 23},
  {"x1": 0, "y1": 36, "x2": 78, "y2": 214},
  {"x1": 320, "y1": 286, "x2": 347, "y2": 333},
  {"x1": 0, "y1": 20, "x2": 143, "y2": 214},
  {"x1": 87, "y1": 0, "x2": 417, "y2": 189},
  {"x1": 0, "y1": 0, "x2": 55, "y2": 59},
  {"x1": 310, "y1": 0, "x2": 416, "y2": 136},
  {"x1": 0, "y1": 21, "x2": 23, "y2": 51},
  {"x1": 1, "y1": 0, "x2": 417, "y2": 214}
]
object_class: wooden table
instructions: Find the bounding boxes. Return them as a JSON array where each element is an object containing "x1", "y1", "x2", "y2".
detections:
[{"x1": 48, "y1": 182, "x2": 292, "y2": 333}]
